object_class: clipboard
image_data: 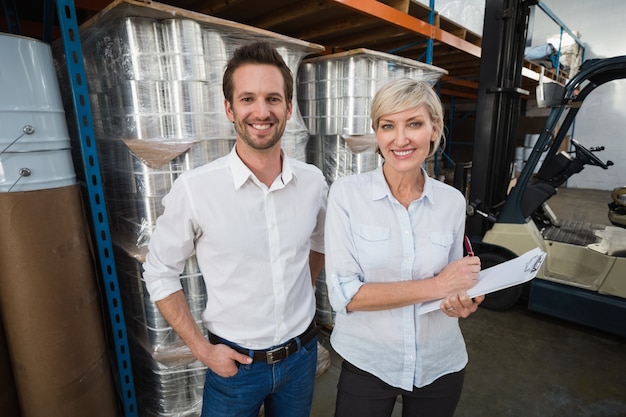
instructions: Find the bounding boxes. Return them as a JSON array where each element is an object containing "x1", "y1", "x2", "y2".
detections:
[{"x1": 417, "y1": 247, "x2": 547, "y2": 315}]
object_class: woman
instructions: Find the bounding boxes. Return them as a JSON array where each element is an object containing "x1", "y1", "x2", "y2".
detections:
[{"x1": 325, "y1": 78, "x2": 484, "y2": 417}]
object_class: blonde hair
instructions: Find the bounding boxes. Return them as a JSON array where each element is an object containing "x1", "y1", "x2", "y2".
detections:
[{"x1": 370, "y1": 78, "x2": 445, "y2": 158}]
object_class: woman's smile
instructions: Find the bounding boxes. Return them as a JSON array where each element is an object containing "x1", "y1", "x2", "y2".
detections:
[{"x1": 392, "y1": 148, "x2": 416, "y2": 158}]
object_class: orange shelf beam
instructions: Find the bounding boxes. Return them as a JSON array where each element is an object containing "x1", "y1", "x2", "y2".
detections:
[{"x1": 329, "y1": 0, "x2": 481, "y2": 58}]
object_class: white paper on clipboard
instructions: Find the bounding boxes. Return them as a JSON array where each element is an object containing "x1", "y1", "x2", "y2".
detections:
[{"x1": 417, "y1": 247, "x2": 547, "y2": 315}]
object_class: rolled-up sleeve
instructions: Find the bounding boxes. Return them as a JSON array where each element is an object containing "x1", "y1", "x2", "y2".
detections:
[
  {"x1": 143, "y1": 178, "x2": 197, "y2": 302},
  {"x1": 326, "y1": 271, "x2": 364, "y2": 314},
  {"x1": 324, "y1": 178, "x2": 366, "y2": 314}
]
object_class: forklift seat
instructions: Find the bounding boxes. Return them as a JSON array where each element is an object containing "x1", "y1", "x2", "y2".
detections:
[{"x1": 521, "y1": 180, "x2": 557, "y2": 218}]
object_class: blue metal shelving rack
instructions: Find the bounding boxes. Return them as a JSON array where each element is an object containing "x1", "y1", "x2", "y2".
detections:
[{"x1": 54, "y1": 0, "x2": 138, "y2": 415}]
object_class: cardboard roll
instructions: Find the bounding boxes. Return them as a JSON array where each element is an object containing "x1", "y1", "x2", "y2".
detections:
[{"x1": 0, "y1": 185, "x2": 118, "y2": 417}]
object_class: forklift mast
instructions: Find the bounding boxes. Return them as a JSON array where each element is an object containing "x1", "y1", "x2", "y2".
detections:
[{"x1": 466, "y1": 0, "x2": 537, "y2": 238}]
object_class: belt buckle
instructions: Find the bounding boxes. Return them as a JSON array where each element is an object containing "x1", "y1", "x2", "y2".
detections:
[{"x1": 266, "y1": 345, "x2": 288, "y2": 364}]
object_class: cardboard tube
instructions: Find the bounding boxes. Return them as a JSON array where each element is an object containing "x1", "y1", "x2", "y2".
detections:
[
  {"x1": 0, "y1": 185, "x2": 119, "y2": 417},
  {"x1": 0, "y1": 318, "x2": 21, "y2": 417}
]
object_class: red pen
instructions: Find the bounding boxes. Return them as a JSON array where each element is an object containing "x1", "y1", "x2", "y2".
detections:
[
  {"x1": 465, "y1": 235, "x2": 479, "y2": 303},
  {"x1": 464, "y1": 235, "x2": 474, "y2": 256}
]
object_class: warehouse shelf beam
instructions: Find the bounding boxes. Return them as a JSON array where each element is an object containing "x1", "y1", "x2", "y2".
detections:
[
  {"x1": 426, "y1": 0, "x2": 435, "y2": 64},
  {"x1": 54, "y1": 0, "x2": 138, "y2": 416},
  {"x1": 329, "y1": 0, "x2": 481, "y2": 58}
]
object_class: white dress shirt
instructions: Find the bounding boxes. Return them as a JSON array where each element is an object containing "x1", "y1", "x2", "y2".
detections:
[
  {"x1": 325, "y1": 165, "x2": 468, "y2": 390},
  {"x1": 143, "y1": 146, "x2": 328, "y2": 349}
]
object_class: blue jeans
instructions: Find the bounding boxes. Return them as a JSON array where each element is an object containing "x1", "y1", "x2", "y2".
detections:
[{"x1": 201, "y1": 336, "x2": 318, "y2": 417}]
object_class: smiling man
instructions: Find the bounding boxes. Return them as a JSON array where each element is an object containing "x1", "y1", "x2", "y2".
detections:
[
  {"x1": 225, "y1": 63, "x2": 290, "y2": 151},
  {"x1": 142, "y1": 42, "x2": 328, "y2": 417}
]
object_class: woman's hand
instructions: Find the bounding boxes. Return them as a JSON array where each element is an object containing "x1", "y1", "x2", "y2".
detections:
[
  {"x1": 440, "y1": 291, "x2": 484, "y2": 318},
  {"x1": 434, "y1": 255, "x2": 481, "y2": 295}
]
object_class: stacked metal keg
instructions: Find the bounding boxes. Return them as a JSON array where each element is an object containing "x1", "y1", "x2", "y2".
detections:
[
  {"x1": 1, "y1": 34, "x2": 76, "y2": 192},
  {"x1": 62, "y1": 6, "x2": 321, "y2": 416},
  {"x1": 297, "y1": 49, "x2": 447, "y2": 326}
]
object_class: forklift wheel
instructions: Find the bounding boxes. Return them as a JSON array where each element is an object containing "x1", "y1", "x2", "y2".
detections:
[{"x1": 479, "y1": 251, "x2": 523, "y2": 311}]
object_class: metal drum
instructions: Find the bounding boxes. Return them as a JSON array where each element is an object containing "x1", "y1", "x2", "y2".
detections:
[
  {"x1": 187, "y1": 364, "x2": 207, "y2": 411},
  {"x1": 160, "y1": 19, "x2": 206, "y2": 81},
  {"x1": 160, "y1": 80, "x2": 211, "y2": 139},
  {"x1": 181, "y1": 272, "x2": 207, "y2": 322},
  {"x1": 111, "y1": 17, "x2": 162, "y2": 82},
  {"x1": 315, "y1": 271, "x2": 335, "y2": 325},
  {"x1": 273, "y1": 44, "x2": 312, "y2": 161},
  {"x1": 0, "y1": 34, "x2": 76, "y2": 192},
  {"x1": 307, "y1": 134, "x2": 381, "y2": 185},
  {"x1": 138, "y1": 361, "x2": 206, "y2": 416},
  {"x1": 202, "y1": 29, "x2": 230, "y2": 83}
]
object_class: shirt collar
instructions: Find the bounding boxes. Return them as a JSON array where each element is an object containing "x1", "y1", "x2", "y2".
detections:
[
  {"x1": 371, "y1": 164, "x2": 436, "y2": 204},
  {"x1": 228, "y1": 145, "x2": 294, "y2": 190}
]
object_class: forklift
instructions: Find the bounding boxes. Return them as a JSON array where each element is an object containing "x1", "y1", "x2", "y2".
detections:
[{"x1": 461, "y1": 0, "x2": 626, "y2": 338}]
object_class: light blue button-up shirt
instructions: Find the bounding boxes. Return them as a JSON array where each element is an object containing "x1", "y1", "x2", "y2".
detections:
[{"x1": 325, "y1": 165, "x2": 468, "y2": 390}]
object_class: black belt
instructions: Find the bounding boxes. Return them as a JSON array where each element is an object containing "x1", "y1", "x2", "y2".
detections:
[{"x1": 208, "y1": 321, "x2": 320, "y2": 365}]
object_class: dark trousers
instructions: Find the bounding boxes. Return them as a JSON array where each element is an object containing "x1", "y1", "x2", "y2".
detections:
[{"x1": 335, "y1": 360, "x2": 465, "y2": 417}]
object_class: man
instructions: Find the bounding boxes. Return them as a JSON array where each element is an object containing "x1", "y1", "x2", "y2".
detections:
[{"x1": 142, "y1": 42, "x2": 327, "y2": 417}]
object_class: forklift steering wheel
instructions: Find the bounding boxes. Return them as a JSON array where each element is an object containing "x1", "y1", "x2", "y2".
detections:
[{"x1": 571, "y1": 139, "x2": 613, "y2": 169}]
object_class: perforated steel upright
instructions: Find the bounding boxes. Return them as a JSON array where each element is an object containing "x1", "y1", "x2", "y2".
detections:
[{"x1": 54, "y1": 0, "x2": 138, "y2": 415}]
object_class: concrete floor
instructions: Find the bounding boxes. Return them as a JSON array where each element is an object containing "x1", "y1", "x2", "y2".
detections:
[
  {"x1": 546, "y1": 187, "x2": 615, "y2": 226},
  {"x1": 311, "y1": 187, "x2": 626, "y2": 417}
]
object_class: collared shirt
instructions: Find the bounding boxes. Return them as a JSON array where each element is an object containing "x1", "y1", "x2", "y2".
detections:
[
  {"x1": 325, "y1": 165, "x2": 468, "y2": 390},
  {"x1": 143, "y1": 146, "x2": 328, "y2": 349}
]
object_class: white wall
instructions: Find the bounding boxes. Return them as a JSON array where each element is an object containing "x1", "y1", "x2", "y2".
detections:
[{"x1": 529, "y1": 0, "x2": 626, "y2": 190}]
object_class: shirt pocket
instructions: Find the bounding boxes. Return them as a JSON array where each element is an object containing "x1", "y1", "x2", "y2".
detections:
[
  {"x1": 354, "y1": 224, "x2": 390, "y2": 270},
  {"x1": 429, "y1": 232, "x2": 454, "y2": 266}
]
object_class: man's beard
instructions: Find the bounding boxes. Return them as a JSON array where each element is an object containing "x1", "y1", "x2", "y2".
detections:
[{"x1": 233, "y1": 114, "x2": 286, "y2": 151}]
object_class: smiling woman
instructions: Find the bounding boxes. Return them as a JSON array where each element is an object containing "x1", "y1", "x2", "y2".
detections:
[
  {"x1": 324, "y1": 77, "x2": 483, "y2": 417},
  {"x1": 370, "y1": 79, "x2": 445, "y2": 205},
  {"x1": 371, "y1": 78, "x2": 444, "y2": 158},
  {"x1": 376, "y1": 106, "x2": 435, "y2": 181}
]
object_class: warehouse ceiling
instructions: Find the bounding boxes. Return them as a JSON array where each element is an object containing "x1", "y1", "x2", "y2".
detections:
[{"x1": 1, "y1": 0, "x2": 565, "y2": 102}]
